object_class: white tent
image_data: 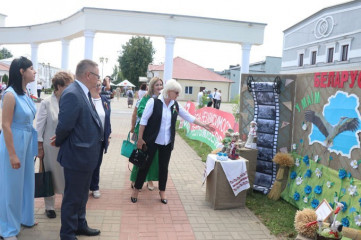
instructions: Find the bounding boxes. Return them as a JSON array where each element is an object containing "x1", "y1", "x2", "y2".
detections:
[
  {"x1": 117, "y1": 80, "x2": 135, "y2": 87},
  {"x1": 110, "y1": 82, "x2": 116, "y2": 86}
]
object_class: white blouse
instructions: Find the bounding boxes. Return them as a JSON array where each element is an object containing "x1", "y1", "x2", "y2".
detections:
[
  {"x1": 92, "y1": 97, "x2": 105, "y2": 130},
  {"x1": 140, "y1": 94, "x2": 195, "y2": 145}
]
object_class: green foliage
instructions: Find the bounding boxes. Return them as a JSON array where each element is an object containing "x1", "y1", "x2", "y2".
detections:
[
  {"x1": 111, "y1": 65, "x2": 124, "y2": 83},
  {"x1": 0, "y1": 48, "x2": 13, "y2": 60},
  {"x1": 246, "y1": 191, "x2": 298, "y2": 239},
  {"x1": 118, "y1": 36, "x2": 155, "y2": 87},
  {"x1": 231, "y1": 94, "x2": 240, "y2": 123},
  {"x1": 2, "y1": 74, "x2": 8, "y2": 84}
]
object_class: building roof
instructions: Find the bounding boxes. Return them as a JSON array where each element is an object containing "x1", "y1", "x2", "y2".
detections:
[
  {"x1": 0, "y1": 62, "x2": 9, "y2": 71},
  {"x1": 149, "y1": 57, "x2": 233, "y2": 83}
]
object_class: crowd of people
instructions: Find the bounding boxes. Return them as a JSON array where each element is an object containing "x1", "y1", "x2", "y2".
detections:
[{"x1": 0, "y1": 57, "x2": 215, "y2": 240}]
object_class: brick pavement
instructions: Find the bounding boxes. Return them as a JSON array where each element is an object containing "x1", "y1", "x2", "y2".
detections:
[{"x1": 1, "y1": 97, "x2": 276, "y2": 240}]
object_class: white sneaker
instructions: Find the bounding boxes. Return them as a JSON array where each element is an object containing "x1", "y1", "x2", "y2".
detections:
[{"x1": 92, "y1": 190, "x2": 101, "y2": 199}]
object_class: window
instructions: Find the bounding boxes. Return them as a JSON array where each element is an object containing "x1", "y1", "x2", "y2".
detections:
[
  {"x1": 341, "y1": 44, "x2": 349, "y2": 61},
  {"x1": 298, "y1": 54, "x2": 304, "y2": 67},
  {"x1": 327, "y1": 48, "x2": 334, "y2": 63},
  {"x1": 311, "y1": 51, "x2": 317, "y2": 65},
  {"x1": 185, "y1": 86, "x2": 193, "y2": 94}
]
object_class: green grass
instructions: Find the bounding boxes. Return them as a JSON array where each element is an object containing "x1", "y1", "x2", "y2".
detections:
[
  {"x1": 176, "y1": 122, "x2": 298, "y2": 239},
  {"x1": 176, "y1": 121, "x2": 212, "y2": 162},
  {"x1": 246, "y1": 191, "x2": 298, "y2": 239}
]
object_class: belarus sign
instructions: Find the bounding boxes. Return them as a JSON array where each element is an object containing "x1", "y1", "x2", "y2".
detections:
[{"x1": 179, "y1": 101, "x2": 238, "y2": 149}]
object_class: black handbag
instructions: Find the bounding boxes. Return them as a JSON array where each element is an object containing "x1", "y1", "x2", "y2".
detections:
[
  {"x1": 34, "y1": 157, "x2": 54, "y2": 198},
  {"x1": 129, "y1": 148, "x2": 148, "y2": 169}
]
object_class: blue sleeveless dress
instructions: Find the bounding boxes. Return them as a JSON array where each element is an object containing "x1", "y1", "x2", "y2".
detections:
[{"x1": 0, "y1": 87, "x2": 38, "y2": 238}]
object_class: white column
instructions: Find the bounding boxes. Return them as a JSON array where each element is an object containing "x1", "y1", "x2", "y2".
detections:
[
  {"x1": 61, "y1": 39, "x2": 70, "y2": 70},
  {"x1": 84, "y1": 30, "x2": 95, "y2": 60},
  {"x1": 239, "y1": 43, "x2": 252, "y2": 94},
  {"x1": 164, "y1": 36, "x2": 176, "y2": 83},
  {"x1": 29, "y1": 43, "x2": 39, "y2": 96}
]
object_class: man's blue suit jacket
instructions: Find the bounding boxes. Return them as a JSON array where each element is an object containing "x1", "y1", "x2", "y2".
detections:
[{"x1": 55, "y1": 81, "x2": 103, "y2": 172}]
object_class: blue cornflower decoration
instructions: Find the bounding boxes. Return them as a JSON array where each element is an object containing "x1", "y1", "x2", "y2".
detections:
[
  {"x1": 349, "y1": 207, "x2": 356, "y2": 213},
  {"x1": 293, "y1": 192, "x2": 300, "y2": 201},
  {"x1": 341, "y1": 201, "x2": 348, "y2": 212},
  {"x1": 290, "y1": 171, "x2": 297, "y2": 179},
  {"x1": 303, "y1": 155, "x2": 309, "y2": 166},
  {"x1": 311, "y1": 199, "x2": 319, "y2": 208},
  {"x1": 341, "y1": 217, "x2": 350, "y2": 227},
  {"x1": 347, "y1": 172, "x2": 352, "y2": 178},
  {"x1": 329, "y1": 202, "x2": 334, "y2": 208},
  {"x1": 339, "y1": 169, "x2": 347, "y2": 180},
  {"x1": 304, "y1": 185, "x2": 312, "y2": 194},
  {"x1": 314, "y1": 185, "x2": 322, "y2": 194},
  {"x1": 304, "y1": 169, "x2": 312, "y2": 178},
  {"x1": 359, "y1": 198, "x2": 361, "y2": 207},
  {"x1": 341, "y1": 188, "x2": 346, "y2": 194}
]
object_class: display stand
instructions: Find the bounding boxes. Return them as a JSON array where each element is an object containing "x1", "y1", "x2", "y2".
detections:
[
  {"x1": 238, "y1": 148, "x2": 257, "y2": 188},
  {"x1": 205, "y1": 157, "x2": 249, "y2": 210}
]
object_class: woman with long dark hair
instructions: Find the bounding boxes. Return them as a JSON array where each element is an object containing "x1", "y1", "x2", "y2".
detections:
[{"x1": 0, "y1": 57, "x2": 37, "y2": 240}]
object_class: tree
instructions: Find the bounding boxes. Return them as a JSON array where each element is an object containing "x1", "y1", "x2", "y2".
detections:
[
  {"x1": 118, "y1": 36, "x2": 154, "y2": 86},
  {"x1": 0, "y1": 48, "x2": 13, "y2": 60},
  {"x1": 111, "y1": 65, "x2": 124, "y2": 84},
  {"x1": 2, "y1": 74, "x2": 8, "y2": 84}
]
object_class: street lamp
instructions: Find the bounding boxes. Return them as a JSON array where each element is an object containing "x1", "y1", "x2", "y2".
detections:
[{"x1": 99, "y1": 57, "x2": 108, "y2": 79}]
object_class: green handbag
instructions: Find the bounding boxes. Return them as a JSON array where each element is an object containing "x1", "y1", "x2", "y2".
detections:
[{"x1": 121, "y1": 132, "x2": 136, "y2": 158}]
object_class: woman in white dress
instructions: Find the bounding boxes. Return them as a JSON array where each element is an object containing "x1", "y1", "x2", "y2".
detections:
[{"x1": 36, "y1": 71, "x2": 74, "y2": 218}]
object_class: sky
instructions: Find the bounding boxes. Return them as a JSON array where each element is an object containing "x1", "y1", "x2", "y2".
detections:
[{"x1": 0, "y1": 0, "x2": 350, "y2": 76}]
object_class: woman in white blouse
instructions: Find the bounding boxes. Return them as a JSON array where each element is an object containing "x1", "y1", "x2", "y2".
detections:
[
  {"x1": 89, "y1": 79, "x2": 112, "y2": 199},
  {"x1": 36, "y1": 71, "x2": 74, "y2": 219},
  {"x1": 131, "y1": 79, "x2": 215, "y2": 204}
]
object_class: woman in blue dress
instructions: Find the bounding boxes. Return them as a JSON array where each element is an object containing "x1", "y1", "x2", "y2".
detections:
[{"x1": 0, "y1": 57, "x2": 37, "y2": 240}]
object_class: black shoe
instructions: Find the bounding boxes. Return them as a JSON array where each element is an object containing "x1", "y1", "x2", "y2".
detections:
[
  {"x1": 131, "y1": 197, "x2": 137, "y2": 203},
  {"x1": 75, "y1": 226, "x2": 100, "y2": 236},
  {"x1": 45, "y1": 210, "x2": 56, "y2": 219},
  {"x1": 160, "y1": 198, "x2": 167, "y2": 204}
]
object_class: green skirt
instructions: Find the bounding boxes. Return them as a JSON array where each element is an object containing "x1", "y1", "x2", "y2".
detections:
[{"x1": 130, "y1": 150, "x2": 159, "y2": 182}]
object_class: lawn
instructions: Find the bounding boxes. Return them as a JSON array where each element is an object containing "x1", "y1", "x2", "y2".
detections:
[{"x1": 176, "y1": 123, "x2": 298, "y2": 239}]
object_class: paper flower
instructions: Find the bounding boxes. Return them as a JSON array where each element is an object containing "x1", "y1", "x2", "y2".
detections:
[
  {"x1": 303, "y1": 196, "x2": 308, "y2": 203},
  {"x1": 348, "y1": 185, "x2": 357, "y2": 196},
  {"x1": 355, "y1": 215, "x2": 361, "y2": 227},
  {"x1": 302, "y1": 122, "x2": 307, "y2": 131},
  {"x1": 326, "y1": 181, "x2": 334, "y2": 188},
  {"x1": 304, "y1": 169, "x2": 312, "y2": 178},
  {"x1": 350, "y1": 160, "x2": 359, "y2": 169},
  {"x1": 314, "y1": 185, "x2": 322, "y2": 194},
  {"x1": 295, "y1": 158, "x2": 300, "y2": 167},
  {"x1": 315, "y1": 168, "x2": 322, "y2": 178},
  {"x1": 339, "y1": 169, "x2": 347, "y2": 180},
  {"x1": 296, "y1": 176, "x2": 303, "y2": 185},
  {"x1": 292, "y1": 144, "x2": 297, "y2": 150},
  {"x1": 314, "y1": 155, "x2": 320, "y2": 163},
  {"x1": 359, "y1": 198, "x2": 361, "y2": 207},
  {"x1": 293, "y1": 192, "x2": 300, "y2": 201},
  {"x1": 341, "y1": 201, "x2": 348, "y2": 212},
  {"x1": 290, "y1": 171, "x2": 297, "y2": 179},
  {"x1": 311, "y1": 199, "x2": 319, "y2": 208},
  {"x1": 303, "y1": 155, "x2": 309, "y2": 166},
  {"x1": 349, "y1": 207, "x2": 357, "y2": 213},
  {"x1": 347, "y1": 172, "x2": 352, "y2": 178},
  {"x1": 341, "y1": 217, "x2": 350, "y2": 227},
  {"x1": 329, "y1": 202, "x2": 334, "y2": 208},
  {"x1": 304, "y1": 185, "x2": 312, "y2": 194}
]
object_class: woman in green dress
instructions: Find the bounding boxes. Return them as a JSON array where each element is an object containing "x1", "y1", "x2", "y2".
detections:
[{"x1": 130, "y1": 77, "x2": 163, "y2": 190}]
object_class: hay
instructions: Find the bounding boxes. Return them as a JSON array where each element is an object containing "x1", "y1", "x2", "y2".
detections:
[
  {"x1": 273, "y1": 152, "x2": 294, "y2": 167},
  {"x1": 294, "y1": 208, "x2": 318, "y2": 239},
  {"x1": 267, "y1": 166, "x2": 285, "y2": 200}
]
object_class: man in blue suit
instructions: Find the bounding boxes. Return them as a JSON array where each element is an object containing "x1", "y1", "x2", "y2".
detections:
[{"x1": 53, "y1": 59, "x2": 103, "y2": 240}]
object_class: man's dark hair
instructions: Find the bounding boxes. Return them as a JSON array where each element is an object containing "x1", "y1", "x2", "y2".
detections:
[{"x1": 140, "y1": 83, "x2": 147, "y2": 91}]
